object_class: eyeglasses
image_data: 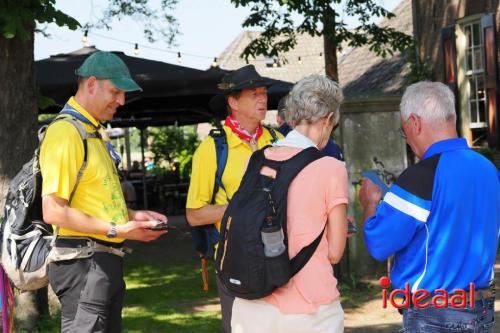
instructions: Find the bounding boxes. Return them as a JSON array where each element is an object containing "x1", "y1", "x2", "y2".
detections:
[
  {"x1": 398, "y1": 127, "x2": 407, "y2": 139},
  {"x1": 399, "y1": 116, "x2": 414, "y2": 139}
]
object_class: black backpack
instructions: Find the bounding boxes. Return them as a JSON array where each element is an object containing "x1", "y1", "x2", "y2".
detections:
[
  {"x1": 1, "y1": 113, "x2": 96, "y2": 290},
  {"x1": 189, "y1": 125, "x2": 280, "y2": 260},
  {"x1": 215, "y1": 146, "x2": 325, "y2": 300}
]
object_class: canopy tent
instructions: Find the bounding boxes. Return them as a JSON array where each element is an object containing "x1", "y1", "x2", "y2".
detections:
[
  {"x1": 36, "y1": 47, "x2": 294, "y2": 208},
  {"x1": 36, "y1": 47, "x2": 294, "y2": 127}
]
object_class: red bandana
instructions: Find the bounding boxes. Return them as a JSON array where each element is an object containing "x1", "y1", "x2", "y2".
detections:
[{"x1": 225, "y1": 116, "x2": 263, "y2": 144}]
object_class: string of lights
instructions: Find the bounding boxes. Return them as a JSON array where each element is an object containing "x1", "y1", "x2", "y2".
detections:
[{"x1": 81, "y1": 30, "x2": 326, "y2": 67}]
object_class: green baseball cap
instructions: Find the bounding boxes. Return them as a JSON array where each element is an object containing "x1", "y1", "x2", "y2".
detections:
[{"x1": 75, "y1": 51, "x2": 142, "y2": 92}]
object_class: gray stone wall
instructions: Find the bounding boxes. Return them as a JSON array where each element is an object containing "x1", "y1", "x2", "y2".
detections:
[{"x1": 336, "y1": 96, "x2": 408, "y2": 276}]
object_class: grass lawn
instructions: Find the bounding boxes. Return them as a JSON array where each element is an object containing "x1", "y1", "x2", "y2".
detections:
[
  {"x1": 36, "y1": 216, "x2": 377, "y2": 333},
  {"x1": 38, "y1": 217, "x2": 222, "y2": 333},
  {"x1": 39, "y1": 260, "x2": 221, "y2": 333},
  {"x1": 120, "y1": 258, "x2": 221, "y2": 332}
]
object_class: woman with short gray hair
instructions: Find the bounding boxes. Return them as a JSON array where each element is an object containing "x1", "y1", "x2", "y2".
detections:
[
  {"x1": 285, "y1": 74, "x2": 343, "y2": 127},
  {"x1": 231, "y1": 75, "x2": 348, "y2": 333}
]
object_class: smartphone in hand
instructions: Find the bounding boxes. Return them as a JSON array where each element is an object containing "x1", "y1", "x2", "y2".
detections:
[
  {"x1": 147, "y1": 222, "x2": 169, "y2": 231},
  {"x1": 347, "y1": 221, "x2": 358, "y2": 235}
]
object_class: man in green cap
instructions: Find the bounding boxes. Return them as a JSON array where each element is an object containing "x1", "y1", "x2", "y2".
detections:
[{"x1": 40, "y1": 51, "x2": 168, "y2": 332}]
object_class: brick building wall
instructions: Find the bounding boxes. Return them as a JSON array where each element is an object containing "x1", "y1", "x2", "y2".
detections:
[{"x1": 413, "y1": 0, "x2": 499, "y2": 82}]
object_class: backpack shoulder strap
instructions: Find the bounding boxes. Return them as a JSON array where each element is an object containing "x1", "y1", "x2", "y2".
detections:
[
  {"x1": 290, "y1": 227, "x2": 326, "y2": 277},
  {"x1": 54, "y1": 115, "x2": 89, "y2": 141},
  {"x1": 39, "y1": 110, "x2": 100, "y2": 242},
  {"x1": 273, "y1": 147, "x2": 326, "y2": 278},
  {"x1": 238, "y1": 148, "x2": 268, "y2": 186},
  {"x1": 34, "y1": 114, "x2": 92, "y2": 243},
  {"x1": 263, "y1": 125, "x2": 279, "y2": 144},
  {"x1": 52, "y1": 115, "x2": 93, "y2": 204},
  {"x1": 58, "y1": 105, "x2": 101, "y2": 138},
  {"x1": 209, "y1": 127, "x2": 228, "y2": 204},
  {"x1": 275, "y1": 147, "x2": 324, "y2": 186}
]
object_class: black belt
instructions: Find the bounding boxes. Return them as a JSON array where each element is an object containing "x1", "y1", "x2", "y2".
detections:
[{"x1": 55, "y1": 237, "x2": 125, "y2": 249}]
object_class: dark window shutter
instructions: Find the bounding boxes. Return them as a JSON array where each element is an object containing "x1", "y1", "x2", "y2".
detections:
[
  {"x1": 481, "y1": 13, "x2": 499, "y2": 146},
  {"x1": 441, "y1": 25, "x2": 457, "y2": 84},
  {"x1": 441, "y1": 25, "x2": 460, "y2": 126}
]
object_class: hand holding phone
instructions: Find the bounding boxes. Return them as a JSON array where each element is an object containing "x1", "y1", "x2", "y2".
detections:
[
  {"x1": 147, "y1": 221, "x2": 169, "y2": 231},
  {"x1": 346, "y1": 216, "x2": 357, "y2": 236},
  {"x1": 361, "y1": 170, "x2": 389, "y2": 195},
  {"x1": 347, "y1": 221, "x2": 358, "y2": 235}
]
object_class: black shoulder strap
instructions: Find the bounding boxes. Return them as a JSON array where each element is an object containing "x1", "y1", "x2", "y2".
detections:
[
  {"x1": 290, "y1": 227, "x2": 326, "y2": 277},
  {"x1": 275, "y1": 147, "x2": 324, "y2": 186},
  {"x1": 238, "y1": 148, "x2": 267, "y2": 187},
  {"x1": 263, "y1": 125, "x2": 279, "y2": 144},
  {"x1": 272, "y1": 147, "x2": 326, "y2": 278},
  {"x1": 209, "y1": 127, "x2": 228, "y2": 204}
]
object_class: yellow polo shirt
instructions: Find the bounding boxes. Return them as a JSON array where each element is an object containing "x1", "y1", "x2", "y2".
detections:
[
  {"x1": 40, "y1": 97, "x2": 128, "y2": 243},
  {"x1": 186, "y1": 125, "x2": 283, "y2": 230}
]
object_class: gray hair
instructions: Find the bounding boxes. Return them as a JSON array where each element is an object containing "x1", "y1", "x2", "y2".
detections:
[
  {"x1": 285, "y1": 75, "x2": 343, "y2": 126},
  {"x1": 400, "y1": 81, "x2": 456, "y2": 123},
  {"x1": 277, "y1": 95, "x2": 288, "y2": 120}
]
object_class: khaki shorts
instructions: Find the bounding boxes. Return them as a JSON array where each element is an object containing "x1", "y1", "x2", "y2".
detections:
[{"x1": 231, "y1": 298, "x2": 344, "y2": 333}]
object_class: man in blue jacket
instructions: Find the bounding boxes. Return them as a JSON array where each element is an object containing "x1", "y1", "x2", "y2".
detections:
[{"x1": 359, "y1": 81, "x2": 499, "y2": 332}]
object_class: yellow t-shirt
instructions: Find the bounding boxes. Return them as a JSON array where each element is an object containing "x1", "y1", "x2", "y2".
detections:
[
  {"x1": 186, "y1": 125, "x2": 283, "y2": 230},
  {"x1": 40, "y1": 97, "x2": 128, "y2": 243}
]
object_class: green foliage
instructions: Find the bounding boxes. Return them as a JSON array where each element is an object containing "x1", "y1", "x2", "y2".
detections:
[
  {"x1": 1, "y1": 1, "x2": 178, "y2": 46},
  {"x1": 403, "y1": 43, "x2": 434, "y2": 84},
  {"x1": 37, "y1": 113, "x2": 55, "y2": 122},
  {"x1": 128, "y1": 127, "x2": 143, "y2": 155},
  {"x1": 37, "y1": 311, "x2": 60, "y2": 332},
  {"x1": 338, "y1": 276, "x2": 378, "y2": 309},
  {"x1": 149, "y1": 125, "x2": 200, "y2": 180},
  {"x1": 85, "y1": 0, "x2": 179, "y2": 45},
  {"x1": 231, "y1": 0, "x2": 413, "y2": 63},
  {"x1": 37, "y1": 92, "x2": 58, "y2": 110},
  {"x1": 477, "y1": 146, "x2": 497, "y2": 164},
  {"x1": 0, "y1": 0, "x2": 80, "y2": 40}
]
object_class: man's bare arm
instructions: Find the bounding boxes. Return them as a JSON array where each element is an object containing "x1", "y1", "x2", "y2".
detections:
[
  {"x1": 186, "y1": 204, "x2": 228, "y2": 226},
  {"x1": 42, "y1": 194, "x2": 165, "y2": 241}
]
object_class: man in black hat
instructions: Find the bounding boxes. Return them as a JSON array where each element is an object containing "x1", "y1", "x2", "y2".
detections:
[{"x1": 186, "y1": 65, "x2": 283, "y2": 333}]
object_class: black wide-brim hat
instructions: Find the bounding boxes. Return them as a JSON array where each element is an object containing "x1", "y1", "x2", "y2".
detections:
[
  {"x1": 217, "y1": 64, "x2": 274, "y2": 93},
  {"x1": 209, "y1": 65, "x2": 274, "y2": 117}
]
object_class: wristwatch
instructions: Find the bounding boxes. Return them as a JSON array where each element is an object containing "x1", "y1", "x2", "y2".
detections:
[{"x1": 106, "y1": 222, "x2": 117, "y2": 238}]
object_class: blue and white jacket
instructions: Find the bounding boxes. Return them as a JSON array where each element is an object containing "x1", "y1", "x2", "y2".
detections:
[{"x1": 364, "y1": 138, "x2": 500, "y2": 293}]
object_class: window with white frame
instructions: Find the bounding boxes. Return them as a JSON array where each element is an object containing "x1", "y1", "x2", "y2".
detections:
[{"x1": 463, "y1": 22, "x2": 487, "y2": 128}]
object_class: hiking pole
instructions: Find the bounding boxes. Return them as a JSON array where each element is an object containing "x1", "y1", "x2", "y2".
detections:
[{"x1": 201, "y1": 256, "x2": 209, "y2": 292}]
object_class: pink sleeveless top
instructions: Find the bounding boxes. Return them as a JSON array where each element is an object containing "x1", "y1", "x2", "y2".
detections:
[{"x1": 262, "y1": 147, "x2": 349, "y2": 314}]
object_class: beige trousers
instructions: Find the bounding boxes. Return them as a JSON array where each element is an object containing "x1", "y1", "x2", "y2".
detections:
[{"x1": 231, "y1": 298, "x2": 344, "y2": 333}]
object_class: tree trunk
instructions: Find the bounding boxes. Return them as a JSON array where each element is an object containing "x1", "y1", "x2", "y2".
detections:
[
  {"x1": 324, "y1": 34, "x2": 339, "y2": 82},
  {"x1": 323, "y1": 6, "x2": 339, "y2": 82},
  {"x1": 0, "y1": 26, "x2": 38, "y2": 211},
  {"x1": 0, "y1": 24, "x2": 48, "y2": 330}
]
